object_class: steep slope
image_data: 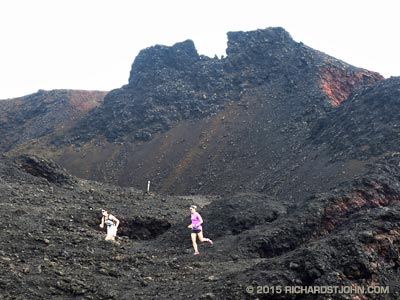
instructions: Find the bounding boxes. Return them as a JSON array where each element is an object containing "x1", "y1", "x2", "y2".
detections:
[
  {"x1": 310, "y1": 76, "x2": 400, "y2": 160},
  {"x1": 0, "y1": 89, "x2": 107, "y2": 152},
  {"x1": 17, "y1": 27, "x2": 382, "y2": 196}
]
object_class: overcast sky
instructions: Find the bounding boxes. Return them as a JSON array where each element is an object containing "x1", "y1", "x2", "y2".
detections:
[{"x1": 0, "y1": 0, "x2": 399, "y2": 99}]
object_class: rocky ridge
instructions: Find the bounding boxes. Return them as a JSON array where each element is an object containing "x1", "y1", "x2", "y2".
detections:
[
  {"x1": 61, "y1": 28, "x2": 381, "y2": 144},
  {"x1": 0, "y1": 89, "x2": 107, "y2": 152}
]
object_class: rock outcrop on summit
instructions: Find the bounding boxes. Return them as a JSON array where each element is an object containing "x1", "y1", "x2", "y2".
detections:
[{"x1": 63, "y1": 27, "x2": 382, "y2": 144}]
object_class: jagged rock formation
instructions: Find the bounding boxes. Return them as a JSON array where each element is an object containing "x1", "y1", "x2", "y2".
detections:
[
  {"x1": 13, "y1": 27, "x2": 383, "y2": 197},
  {"x1": 61, "y1": 28, "x2": 381, "y2": 144}
]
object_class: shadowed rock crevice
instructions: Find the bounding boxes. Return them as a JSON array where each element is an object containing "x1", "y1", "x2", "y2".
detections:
[{"x1": 121, "y1": 217, "x2": 172, "y2": 240}]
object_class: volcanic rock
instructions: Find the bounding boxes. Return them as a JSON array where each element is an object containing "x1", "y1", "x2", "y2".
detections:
[
  {"x1": 10, "y1": 27, "x2": 384, "y2": 197},
  {"x1": 0, "y1": 26, "x2": 399, "y2": 300},
  {"x1": 0, "y1": 89, "x2": 106, "y2": 152}
]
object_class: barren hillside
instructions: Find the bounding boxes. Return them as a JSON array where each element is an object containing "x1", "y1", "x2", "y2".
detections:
[{"x1": 6, "y1": 28, "x2": 384, "y2": 198}]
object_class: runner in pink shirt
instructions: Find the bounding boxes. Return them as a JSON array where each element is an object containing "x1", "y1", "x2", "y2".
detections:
[{"x1": 187, "y1": 205, "x2": 213, "y2": 255}]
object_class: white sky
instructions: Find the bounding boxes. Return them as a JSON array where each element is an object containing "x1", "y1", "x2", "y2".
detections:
[{"x1": 0, "y1": 0, "x2": 399, "y2": 99}]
